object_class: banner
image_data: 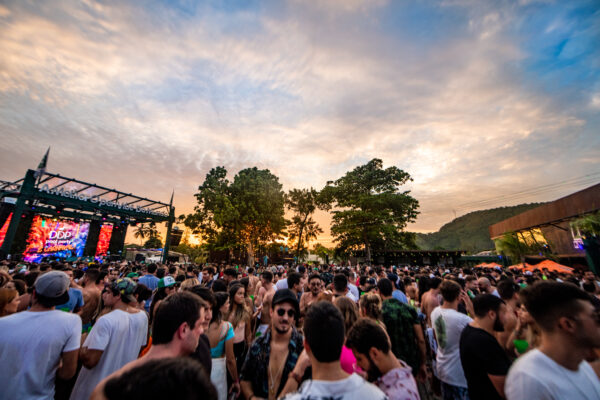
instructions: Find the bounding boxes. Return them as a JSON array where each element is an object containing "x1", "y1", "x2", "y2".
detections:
[
  {"x1": 23, "y1": 216, "x2": 90, "y2": 262},
  {"x1": 95, "y1": 224, "x2": 113, "y2": 257},
  {"x1": 0, "y1": 212, "x2": 12, "y2": 248}
]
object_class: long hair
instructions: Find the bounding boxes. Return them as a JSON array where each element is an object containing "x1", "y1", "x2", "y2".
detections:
[
  {"x1": 227, "y1": 284, "x2": 250, "y2": 329},
  {"x1": 0, "y1": 288, "x2": 18, "y2": 316},
  {"x1": 334, "y1": 296, "x2": 358, "y2": 336},
  {"x1": 359, "y1": 292, "x2": 382, "y2": 322}
]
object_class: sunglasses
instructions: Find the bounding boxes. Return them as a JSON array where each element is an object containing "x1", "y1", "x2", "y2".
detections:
[{"x1": 276, "y1": 308, "x2": 295, "y2": 318}]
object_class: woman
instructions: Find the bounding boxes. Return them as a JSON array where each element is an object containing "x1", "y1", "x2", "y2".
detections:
[
  {"x1": 508, "y1": 303, "x2": 541, "y2": 357},
  {"x1": 227, "y1": 284, "x2": 252, "y2": 373},
  {"x1": 334, "y1": 296, "x2": 360, "y2": 374},
  {"x1": 207, "y1": 292, "x2": 239, "y2": 400},
  {"x1": 0, "y1": 288, "x2": 20, "y2": 317},
  {"x1": 359, "y1": 292, "x2": 383, "y2": 323},
  {"x1": 180, "y1": 277, "x2": 200, "y2": 291}
]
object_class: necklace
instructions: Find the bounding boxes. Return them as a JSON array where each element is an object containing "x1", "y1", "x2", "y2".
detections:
[{"x1": 268, "y1": 352, "x2": 287, "y2": 399}]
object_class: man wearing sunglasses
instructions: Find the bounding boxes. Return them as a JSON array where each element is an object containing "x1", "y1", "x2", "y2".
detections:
[{"x1": 241, "y1": 289, "x2": 304, "y2": 400}]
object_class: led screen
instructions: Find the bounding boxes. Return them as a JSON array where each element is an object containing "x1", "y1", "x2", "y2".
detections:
[
  {"x1": 23, "y1": 216, "x2": 90, "y2": 262},
  {"x1": 0, "y1": 212, "x2": 12, "y2": 249},
  {"x1": 95, "y1": 224, "x2": 113, "y2": 257}
]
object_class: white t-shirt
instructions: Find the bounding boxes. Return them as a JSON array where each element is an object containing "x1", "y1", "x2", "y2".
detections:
[
  {"x1": 282, "y1": 373, "x2": 387, "y2": 400},
  {"x1": 275, "y1": 278, "x2": 289, "y2": 291},
  {"x1": 348, "y1": 283, "x2": 359, "y2": 300},
  {"x1": 506, "y1": 349, "x2": 600, "y2": 400},
  {"x1": 70, "y1": 309, "x2": 148, "y2": 400},
  {"x1": 430, "y1": 306, "x2": 472, "y2": 388},
  {"x1": 0, "y1": 310, "x2": 81, "y2": 400}
]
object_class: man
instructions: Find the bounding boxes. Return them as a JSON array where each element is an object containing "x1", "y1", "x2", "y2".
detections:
[
  {"x1": 70, "y1": 278, "x2": 148, "y2": 400},
  {"x1": 279, "y1": 301, "x2": 387, "y2": 399},
  {"x1": 240, "y1": 289, "x2": 304, "y2": 400},
  {"x1": 0, "y1": 271, "x2": 82, "y2": 399},
  {"x1": 333, "y1": 273, "x2": 357, "y2": 301},
  {"x1": 465, "y1": 275, "x2": 479, "y2": 298},
  {"x1": 477, "y1": 277, "x2": 499, "y2": 297},
  {"x1": 346, "y1": 318, "x2": 420, "y2": 399},
  {"x1": 421, "y1": 276, "x2": 441, "y2": 327},
  {"x1": 223, "y1": 267, "x2": 238, "y2": 285},
  {"x1": 459, "y1": 294, "x2": 511, "y2": 400},
  {"x1": 186, "y1": 286, "x2": 215, "y2": 374},
  {"x1": 506, "y1": 282, "x2": 600, "y2": 399},
  {"x1": 496, "y1": 278, "x2": 520, "y2": 353},
  {"x1": 90, "y1": 291, "x2": 206, "y2": 399},
  {"x1": 300, "y1": 273, "x2": 323, "y2": 315},
  {"x1": 287, "y1": 272, "x2": 303, "y2": 302},
  {"x1": 431, "y1": 280, "x2": 473, "y2": 399},
  {"x1": 378, "y1": 277, "x2": 427, "y2": 380},
  {"x1": 582, "y1": 270, "x2": 600, "y2": 293},
  {"x1": 56, "y1": 267, "x2": 85, "y2": 313},
  {"x1": 137, "y1": 263, "x2": 159, "y2": 291},
  {"x1": 107, "y1": 268, "x2": 120, "y2": 282},
  {"x1": 247, "y1": 267, "x2": 260, "y2": 297},
  {"x1": 80, "y1": 268, "x2": 102, "y2": 333},
  {"x1": 201, "y1": 266, "x2": 215, "y2": 288},
  {"x1": 255, "y1": 270, "x2": 277, "y2": 337}
]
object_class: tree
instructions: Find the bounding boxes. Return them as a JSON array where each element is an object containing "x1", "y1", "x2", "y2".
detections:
[
  {"x1": 320, "y1": 158, "x2": 419, "y2": 265},
  {"x1": 285, "y1": 188, "x2": 324, "y2": 259},
  {"x1": 133, "y1": 223, "x2": 149, "y2": 245},
  {"x1": 144, "y1": 235, "x2": 163, "y2": 249},
  {"x1": 182, "y1": 166, "x2": 287, "y2": 266},
  {"x1": 312, "y1": 243, "x2": 333, "y2": 263}
]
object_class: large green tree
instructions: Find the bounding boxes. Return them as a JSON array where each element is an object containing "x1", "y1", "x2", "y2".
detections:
[
  {"x1": 285, "y1": 188, "x2": 323, "y2": 259},
  {"x1": 320, "y1": 159, "x2": 419, "y2": 264},
  {"x1": 181, "y1": 166, "x2": 287, "y2": 266}
]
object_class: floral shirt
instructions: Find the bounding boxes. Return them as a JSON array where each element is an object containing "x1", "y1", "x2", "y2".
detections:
[
  {"x1": 376, "y1": 365, "x2": 420, "y2": 400},
  {"x1": 382, "y1": 298, "x2": 421, "y2": 372},
  {"x1": 240, "y1": 327, "x2": 304, "y2": 398}
]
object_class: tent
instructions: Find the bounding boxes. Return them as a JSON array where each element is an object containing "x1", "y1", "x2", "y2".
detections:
[
  {"x1": 474, "y1": 262, "x2": 503, "y2": 269},
  {"x1": 524, "y1": 259, "x2": 574, "y2": 274},
  {"x1": 507, "y1": 263, "x2": 533, "y2": 270}
]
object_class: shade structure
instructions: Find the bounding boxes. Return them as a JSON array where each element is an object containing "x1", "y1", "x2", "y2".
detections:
[
  {"x1": 507, "y1": 263, "x2": 533, "y2": 270},
  {"x1": 475, "y1": 262, "x2": 503, "y2": 269},
  {"x1": 524, "y1": 259, "x2": 574, "y2": 274}
]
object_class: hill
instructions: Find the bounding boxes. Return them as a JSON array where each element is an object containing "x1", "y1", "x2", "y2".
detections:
[{"x1": 415, "y1": 203, "x2": 545, "y2": 254}]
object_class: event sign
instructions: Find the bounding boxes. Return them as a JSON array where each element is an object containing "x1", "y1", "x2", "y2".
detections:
[{"x1": 23, "y1": 216, "x2": 90, "y2": 262}]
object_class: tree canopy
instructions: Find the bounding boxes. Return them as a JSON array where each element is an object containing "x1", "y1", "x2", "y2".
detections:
[
  {"x1": 320, "y1": 158, "x2": 419, "y2": 264},
  {"x1": 285, "y1": 188, "x2": 324, "y2": 260}
]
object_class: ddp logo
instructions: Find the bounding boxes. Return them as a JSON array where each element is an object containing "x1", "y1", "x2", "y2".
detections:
[{"x1": 49, "y1": 230, "x2": 73, "y2": 240}]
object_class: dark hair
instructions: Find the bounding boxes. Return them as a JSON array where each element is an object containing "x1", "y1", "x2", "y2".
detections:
[
  {"x1": 439, "y1": 280, "x2": 461, "y2": 303},
  {"x1": 429, "y1": 277, "x2": 442, "y2": 289},
  {"x1": 84, "y1": 269, "x2": 101, "y2": 285},
  {"x1": 153, "y1": 292, "x2": 205, "y2": 345},
  {"x1": 134, "y1": 284, "x2": 152, "y2": 303},
  {"x1": 156, "y1": 268, "x2": 166, "y2": 279},
  {"x1": 376, "y1": 278, "x2": 393, "y2": 297},
  {"x1": 582, "y1": 281, "x2": 597, "y2": 294},
  {"x1": 497, "y1": 279, "x2": 520, "y2": 301},
  {"x1": 298, "y1": 266, "x2": 306, "y2": 274},
  {"x1": 147, "y1": 263, "x2": 158, "y2": 274},
  {"x1": 203, "y1": 266, "x2": 215, "y2": 276},
  {"x1": 248, "y1": 267, "x2": 255, "y2": 274},
  {"x1": 287, "y1": 272, "x2": 301, "y2": 289},
  {"x1": 34, "y1": 292, "x2": 60, "y2": 308},
  {"x1": 211, "y1": 292, "x2": 229, "y2": 323},
  {"x1": 304, "y1": 301, "x2": 345, "y2": 362},
  {"x1": 346, "y1": 318, "x2": 390, "y2": 355},
  {"x1": 224, "y1": 268, "x2": 237, "y2": 278},
  {"x1": 472, "y1": 294, "x2": 505, "y2": 318},
  {"x1": 10, "y1": 279, "x2": 26, "y2": 295},
  {"x1": 228, "y1": 284, "x2": 250, "y2": 328},
  {"x1": 186, "y1": 286, "x2": 216, "y2": 307},
  {"x1": 308, "y1": 273, "x2": 321, "y2": 283},
  {"x1": 261, "y1": 271, "x2": 273, "y2": 282},
  {"x1": 211, "y1": 279, "x2": 227, "y2": 293},
  {"x1": 333, "y1": 274, "x2": 348, "y2": 293},
  {"x1": 521, "y1": 281, "x2": 591, "y2": 331},
  {"x1": 103, "y1": 357, "x2": 217, "y2": 400}
]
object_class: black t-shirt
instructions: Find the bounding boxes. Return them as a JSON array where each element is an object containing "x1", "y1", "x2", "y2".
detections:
[
  {"x1": 459, "y1": 325, "x2": 511, "y2": 400},
  {"x1": 190, "y1": 334, "x2": 212, "y2": 375}
]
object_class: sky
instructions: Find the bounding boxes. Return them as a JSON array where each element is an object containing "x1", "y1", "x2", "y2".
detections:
[{"x1": 1, "y1": 0, "x2": 599, "y2": 247}]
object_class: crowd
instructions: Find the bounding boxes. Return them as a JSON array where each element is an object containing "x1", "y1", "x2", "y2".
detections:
[{"x1": 0, "y1": 258, "x2": 599, "y2": 400}]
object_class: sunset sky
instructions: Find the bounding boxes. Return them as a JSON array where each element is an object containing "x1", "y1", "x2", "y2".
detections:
[{"x1": 1, "y1": 0, "x2": 599, "y2": 247}]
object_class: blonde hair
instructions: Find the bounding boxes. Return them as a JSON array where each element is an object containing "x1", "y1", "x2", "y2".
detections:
[
  {"x1": 359, "y1": 292, "x2": 382, "y2": 321},
  {"x1": 0, "y1": 288, "x2": 18, "y2": 317},
  {"x1": 180, "y1": 278, "x2": 199, "y2": 291},
  {"x1": 334, "y1": 296, "x2": 359, "y2": 335}
]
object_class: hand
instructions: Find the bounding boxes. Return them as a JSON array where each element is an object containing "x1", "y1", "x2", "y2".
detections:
[{"x1": 229, "y1": 381, "x2": 240, "y2": 397}]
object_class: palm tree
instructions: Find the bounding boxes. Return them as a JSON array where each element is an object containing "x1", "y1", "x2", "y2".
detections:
[{"x1": 133, "y1": 223, "x2": 149, "y2": 245}]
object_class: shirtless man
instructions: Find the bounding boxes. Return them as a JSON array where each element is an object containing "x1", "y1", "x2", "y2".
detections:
[
  {"x1": 255, "y1": 271, "x2": 276, "y2": 337},
  {"x1": 300, "y1": 273, "x2": 323, "y2": 315},
  {"x1": 80, "y1": 269, "x2": 102, "y2": 333},
  {"x1": 421, "y1": 277, "x2": 441, "y2": 327},
  {"x1": 247, "y1": 267, "x2": 260, "y2": 298}
]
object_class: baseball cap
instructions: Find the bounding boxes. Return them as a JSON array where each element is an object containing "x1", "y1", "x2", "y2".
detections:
[
  {"x1": 34, "y1": 271, "x2": 70, "y2": 306},
  {"x1": 110, "y1": 278, "x2": 137, "y2": 303},
  {"x1": 126, "y1": 272, "x2": 139, "y2": 278},
  {"x1": 158, "y1": 276, "x2": 176, "y2": 289},
  {"x1": 271, "y1": 289, "x2": 300, "y2": 317}
]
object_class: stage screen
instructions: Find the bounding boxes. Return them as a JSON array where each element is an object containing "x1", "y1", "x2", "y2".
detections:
[
  {"x1": 95, "y1": 224, "x2": 113, "y2": 257},
  {"x1": 0, "y1": 212, "x2": 13, "y2": 249},
  {"x1": 23, "y1": 216, "x2": 90, "y2": 263}
]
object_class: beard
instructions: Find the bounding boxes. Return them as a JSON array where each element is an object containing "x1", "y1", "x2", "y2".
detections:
[
  {"x1": 365, "y1": 354, "x2": 383, "y2": 382},
  {"x1": 493, "y1": 314, "x2": 505, "y2": 332},
  {"x1": 274, "y1": 323, "x2": 290, "y2": 334}
]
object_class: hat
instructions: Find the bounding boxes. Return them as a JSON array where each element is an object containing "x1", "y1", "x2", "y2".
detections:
[
  {"x1": 34, "y1": 271, "x2": 70, "y2": 306},
  {"x1": 126, "y1": 272, "x2": 139, "y2": 278},
  {"x1": 158, "y1": 276, "x2": 176, "y2": 289},
  {"x1": 110, "y1": 278, "x2": 137, "y2": 303},
  {"x1": 271, "y1": 289, "x2": 300, "y2": 317}
]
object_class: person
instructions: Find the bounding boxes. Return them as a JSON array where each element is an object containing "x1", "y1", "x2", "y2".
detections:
[
  {"x1": 421, "y1": 276, "x2": 441, "y2": 327},
  {"x1": 465, "y1": 275, "x2": 479, "y2": 298},
  {"x1": 459, "y1": 294, "x2": 511, "y2": 400},
  {"x1": 207, "y1": 291, "x2": 238, "y2": 400},
  {"x1": 0, "y1": 287, "x2": 19, "y2": 316},
  {"x1": 0, "y1": 271, "x2": 82, "y2": 399},
  {"x1": 359, "y1": 292, "x2": 383, "y2": 323},
  {"x1": 299, "y1": 273, "x2": 322, "y2": 315},
  {"x1": 149, "y1": 276, "x2": 177, "y2": 323},
  {"x1": 346, "y1": 318, "x2": 420, "y2": 399},
  {"x1": 286, "y1": 272, "x2": 303, "y2": 302},
  {"x1": 279, "y1": 301, "x2": 386, "y2": 400},
  {"x1": 378, "y1": 277, "x2": 427, "y2": 380},
  {"x1": 496, "y1": 278, "x2": 520, "y2": 354},
  {"x1": 227, "y1": 283, "x2": 252, "y2": 373},
  {"x1": 187, "y1": 285, "x2": 216, "y2": 374},
  {"x1": 430, "y1": 280, "x2": 473, "y2": 400},
  {"x1": 137, "y1": 263, "x2": 160, "y2": 291},
  {"x1": 223, "y1": 268, "x2": 238, "y2": 285},
  {"x1": 505, "y1": 282, "x2": 600, "y2": 399},
  {"x1": 201, "y1": 266, "x2": 215, "y2": 288},
  {"x1": 477, "y1": 277, "x2": 498, "y2": 297},
  {"x1": 90, "y1": 291, "x2": 206, "y2": 398},
  {"x1": 180, "y1": 277, "x2": 200, "y2": 291},
  {"x1": 97, "y1": 357, "x2": 217, "y2": 400},
  {"x1": 255, "y1": 270, "x2": 276, "y2": 337},
  {"x1": 334, "y1": 296, "x2": 360, "y2": 374},
  {"x1": 80, "y1": 269, "x2": 103, "y2": 333},
  {"x1": 333, "y1": 273, "x2": 358, "y2": 302},
  {"x1": 240, "y1": 289, "x2": 304, "y2": 400},
  {"x1": 70, "y1": 278, "x2": 149, "y2": 400}
]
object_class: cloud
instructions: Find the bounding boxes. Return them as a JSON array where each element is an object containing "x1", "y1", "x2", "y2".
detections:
[{"x1": 0, "y1": 0, "x2": 598, "y2": 243}]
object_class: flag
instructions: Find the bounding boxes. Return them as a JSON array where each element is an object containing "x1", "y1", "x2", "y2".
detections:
[{"x1": 34, "y1": 147, "x2": 50, "y2": 178}]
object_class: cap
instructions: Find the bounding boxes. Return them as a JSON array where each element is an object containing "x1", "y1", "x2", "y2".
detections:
[
  {"x1": 110, "y1": 278, "x2": 137, "y2": 302},
  {"x1": 272, "y1": 289, "x2": 300, "y2": 317},
  {"x1": 34, "y1": 271, "x2": 70, "y2": 306},
  {"x1": 158, "y1": 276, "x2": 176, "y2": 289},
  {"x1": 126, "y1": 272, "x2": 139, "y2": 278}
]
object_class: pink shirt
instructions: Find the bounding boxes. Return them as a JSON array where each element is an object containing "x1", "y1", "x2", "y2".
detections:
[{"x1": 340, "y1": 345, "x2": 357, "y2": 374}]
